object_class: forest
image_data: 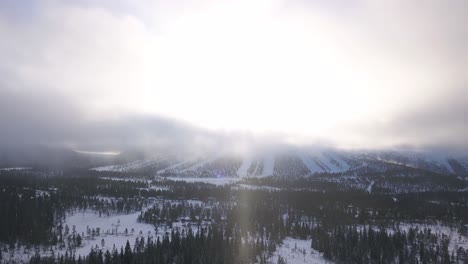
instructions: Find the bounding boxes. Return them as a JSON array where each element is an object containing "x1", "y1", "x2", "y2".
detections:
[{"x1": 1, "y1": 169, "x2": 468, "y2": 263}]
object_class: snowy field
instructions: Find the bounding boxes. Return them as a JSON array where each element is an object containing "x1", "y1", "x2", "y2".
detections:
[
  {"x1": 237, "y1": 156, "x2": 254, "y2": 178},
  {"x1": 166, "y1": 177, "x2": 241, "y2": 185},
  {"x1": 261, "y1": 155, "x2": 275, "y2": 177},
  {"x1": 235, "y1": 184, "x2": 282, "y2": 191},
  {"x1": 0, "y1": 167, "x2": 31, "y2": 171},
  {"x1": 66, "y1": 211, "x2": 156, "y2": 257},
  {"x1": 92, "y1": 160, "x2": 151, "y2": 172},
  {"x1": 99, "y1": 177, "x2": 150, "y2": 183},
  {"x1": 389, "y1": 222, "x2": 468, "y2": 252},
  {"x1": 2, "y1": 211, "x2": 157, "y2": 262},
  {"x1": 268, "y1": 237, "x2": 330, "y2": 264},
  {"x1": 4, "y1": 200, "x2": 210, "y2": 262}
]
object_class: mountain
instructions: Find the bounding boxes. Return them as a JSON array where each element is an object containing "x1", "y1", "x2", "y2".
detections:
[
  {"x1": 91, "y1": 147, "x2": 468, "y2": 177},
  {"x1": 363, "y1": 150, "x2": 468, "y2": 175},
  {"x1": 0, "y1": 145, "x2": 123, "y2": 169},
  {"x1": 2, "y1": 144, "x2": 466, "y2": 177}
]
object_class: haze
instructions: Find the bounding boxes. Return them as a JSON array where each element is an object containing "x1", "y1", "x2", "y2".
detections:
[{"x1": 1, "y1": 0, "x2": 467, "y2": 152}]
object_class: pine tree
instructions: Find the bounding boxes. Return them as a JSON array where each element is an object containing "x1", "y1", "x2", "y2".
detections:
[
  {"x1": 124, "y1": 241, "x2": 132, "y2": 264},
  {"x1": 76, "y1": 234, "x2": 82, "y2": 247},
  {"x1": 104, "y1": 250, "x2": 111, "y2": 264}
]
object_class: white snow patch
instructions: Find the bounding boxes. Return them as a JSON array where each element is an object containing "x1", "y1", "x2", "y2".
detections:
[
  {"x1": 235, "y1": 184, "x2": 281, "y2": 191},
  {"x1": 298, "y1": 152, "x2": 324, "y2": 174},
  {"x1": 166, "y1": 177, "x2": 240, "y2": 186},
  {"x1": 157, "y1": 159, "x2": 192, "y2": 173},
  {"x1": 390, "y1": 223, "x2": 468, "y2": 253},
  {"x1": 65, "y1": 211, "x2": 156, "y2": 257},
  {"x1": 268, "y1": 237, "x2": 331, "y2": 264},
  {"x1": 261, "y1": 155, "x2": 275, "y2": 177},
  {"x1": 237, "y1": 156, "x2": 254, "y2": 178},
  {"x1": 366, "y1": 180, "x2": 375, "y2": 193},
  {"x1": 325, "y1": 152, "x2": 350, "y2": 171},
  {"x1": 92, "y1": 160, "x2": 150, "y2": 172},
  {"x1": 0, "y1": 167, "x2": 31, "y2": 171},
  {"x1": 183, "y1": 155, "x2": 220, "y2": 172}
]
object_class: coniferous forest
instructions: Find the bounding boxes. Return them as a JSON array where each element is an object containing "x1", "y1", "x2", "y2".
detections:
[{"x1": 1, "y1": 168, "x2": 468, "y2": 264}]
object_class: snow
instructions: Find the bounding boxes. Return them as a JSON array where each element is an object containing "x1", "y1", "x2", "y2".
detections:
[
  {"x1": 298, "y1": 151, "x2": 324, "y2": 174},
  {"x1": 443, "y1": 159, "x2": 455, "y2": 174},
  {"x1": 166, "y1": 177, "x2": 240, "y2": 186},
  {"x1": 314, "y1": 152, "x2": 347, "y2": 173},
  {"x1": 157, "y1": 159, "x2": 191, "y2": 173},
  {"x1": 461, "y1": 160, "x2": 468, "y2": 171},
  {"x1": 235, "y1": 184, "x2": 281, "y2": 191},
  {"x1": 100, "y1": 177, "x2": 149, "y2": 183},
  {"x1": 268, "y1": 237, "x2": 330, "y2": 264},
  {"x1": 299, "y1": 150, "x2": 353, "y2": 174},
  {"x1": 64, "y1": 202, "x2": 213, "y2": 258},
  {"x1": 92, "y1": 160, "x2": 150, "y2": 172},
  {"x1": 183, "y1": 155, "x2": 220, "y2": 172},
  {"x1": 237, "y1": 156, "x2": 254, "y2": 178},
  {"x1": 325, "y1": 152, "x2": 350, "y2": 171},
  {"x1": 390, "y1": 223, "x2": 468, "y2": 252},
  {"x1": 3, "y1": 211, "x2": 157, "y2": 262},
  {"x1": 373, "y1": 150, "x2": 462, "y2": 174},
  {"x1": 261, "y1": 155, "x2": 275, "y2": 177},
  {"x1": 366, "y1": 180, "x2": 375, "y2": 193},
  {"x1": 0, "y1": 167, "x2": 31, "y2": 171},
  {"x1": 65, "y1": 211, "x2": 156, "y2": 257}
]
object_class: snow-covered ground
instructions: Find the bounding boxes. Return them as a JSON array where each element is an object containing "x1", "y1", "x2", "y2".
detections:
[
  {"x1": 237, "y1": 156, "x2": 254, "y2": 178},
  {"x1": 268, "y1": 237, "x2": 330, "y2": 264},
  {"x1": 4, "y1": 201, "x2": 214, "y2": 263},
  {"x1": 166, "y1": 177, "x2": 240, "y2": 185},
  {"x1": 157, "y1": 159, "x2": 192, "y2": 174},
  {"x1": 298, "y1": 151, "x2": 353, "y2": 174},
  {"x1": 366, "y1": 180, "x2": 375, "y2": 193},
  {"x1": 98, "y1": 177, "x2": 173, "y2": 191},
  {"x1": 90, "y1": 149, "x2": 468, "y2": 177},
  {"x1": 65, "y1": 211, "x2": 156, "y2": 257},
  {"x1": 312, "y1": 152, "x2": 349, "y2": 173},
  {"x1": 182, "y1": 155, "x2": 220, "y2": 172},
  {"x1": 235, "y1": 184, "x2": 282, "y2": 191},
  {"x1": 1, "y1": 210, "x2": 157, "y2": 262},
  {"x1": 92, "y1": 160, "x2": 152, "y2": 172},
  {"x1": 390, "y1": 222, "x2": 468, "y2": 253},
  {"x1": 261, "y1": 155, "x2": 275, "y2": 177},
  {"x1": 298, "y1": 151, "x2": 324, "y2": 174},
  {"x1": 0, "y1": 167, "x2": 31, "y2": 171},
  {"x1": 99, "y1": 177, "x2": 150, "y2": 183}
]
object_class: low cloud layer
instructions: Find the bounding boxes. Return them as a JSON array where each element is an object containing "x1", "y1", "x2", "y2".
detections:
[
  {"x1": 0, "y1": 88, "x2": 230, "y2": 155},
  {"x1": 0, "y1": 0, "x2": 467, "y2": 153}
]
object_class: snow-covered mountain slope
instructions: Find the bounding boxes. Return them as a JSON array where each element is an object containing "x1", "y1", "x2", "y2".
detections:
[
  {"x1": 298, "y1": 150, "x2": 353, "y2": 173},
  {"x1": 92, "y1": 157, "x2": 176, "y2": 173},
  {"x1": 156, "y1": 154, "x2": 243, "y2": 177},
  {"x1": 91, "y1": 148, "x2": 468, "y2": 178},
  {"x1": 366, "y1": 151, "x2": 468, "y2": 175}
]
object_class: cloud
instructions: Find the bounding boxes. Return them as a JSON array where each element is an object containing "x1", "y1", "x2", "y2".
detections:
[
  {"x1": 0, "y1": 0, "x2": 467, "y2": 152},
  {"x1": 0, "y1": 86, "x2": 236, "y2": 156},
  {"x1": 331, "y1": 86, "x2": 468, "y2": 150}
]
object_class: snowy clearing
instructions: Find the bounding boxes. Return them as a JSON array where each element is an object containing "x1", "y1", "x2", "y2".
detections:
[
  {"x1": 237, "y1": 156, "x2": 254, "y2": 178},
  {"x1": 65, "y1": 211, "x2": 155, "y2": 257},
  {"x1": 166, "y1": 177, "x2": 240, "y2": 185},
  {"x1": 268, "y1": 237, "x2": 330, "y2": 264}
]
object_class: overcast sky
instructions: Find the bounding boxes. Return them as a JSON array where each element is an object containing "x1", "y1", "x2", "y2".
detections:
[{"x1": 0, "y1": 0, "x2": 467, "y2": 152}]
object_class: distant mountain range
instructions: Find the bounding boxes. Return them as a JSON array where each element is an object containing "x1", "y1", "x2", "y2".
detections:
[
  {"x1": 1, "y1": 144, "x2": 467, "y2": 177},
  {"x1": 91, "y1": 148, "x2": 468, "y2": 177}
]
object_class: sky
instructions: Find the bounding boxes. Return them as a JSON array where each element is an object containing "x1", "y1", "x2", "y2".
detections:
[{"x1": 0, "y1": 0, "x2": 467, "y2": 153}]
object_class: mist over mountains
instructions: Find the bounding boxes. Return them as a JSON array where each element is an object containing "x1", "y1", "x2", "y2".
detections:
[{"x1": 2, "y1": 140, "x2": 467, "y2": 179}]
